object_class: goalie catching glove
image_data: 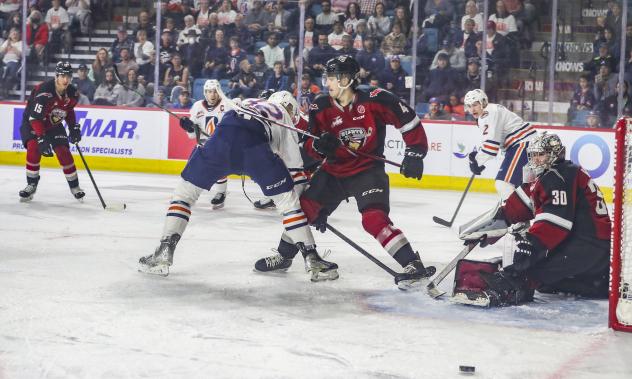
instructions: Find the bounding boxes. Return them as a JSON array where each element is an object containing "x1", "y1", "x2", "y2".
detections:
[{"x1": 400, "y1": 147, "x2": 425, "y2": 180}]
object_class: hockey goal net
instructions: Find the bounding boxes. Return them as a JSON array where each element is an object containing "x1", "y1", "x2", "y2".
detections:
[{"x1": 610, "y1": 118, "x2": 632, "y2": 332}]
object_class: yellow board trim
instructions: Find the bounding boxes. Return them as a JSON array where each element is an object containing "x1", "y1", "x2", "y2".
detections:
[{"x1": 0, "y1": 151, "x2": 613, "y2": 202}]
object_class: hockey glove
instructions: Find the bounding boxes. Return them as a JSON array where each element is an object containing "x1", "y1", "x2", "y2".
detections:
[
  {"x1": 37, "y1": 136, "x2": 53, "y2": 157},
  {"x1": 469, "y1": 151, "x2": 486, "y2": 175},
  {"x1": 313, "y1": 132, "x2": 341, "y2": 159},
  {"x1": 505, "y1": 233, "x2": 547, "y2": 273},
  {"x1": 400, "y1": 147, "x2": 426, "y2": 180},
  {"x1": 179, "y1": 117, "x2": 195, "y2": 133},
  {"x1": 311, "y1": 210, "x2": 329, "y2": 233},
  {"x1": 68, "y1": 123, "x2": 82, "y2": 144}
]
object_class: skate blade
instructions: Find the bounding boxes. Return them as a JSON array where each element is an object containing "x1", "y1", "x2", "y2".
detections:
[
  {"x1": 309, "y1": 269, "x2": 339, "y2": 282},
  {"x1": 449, "y1": 291, "x2": 491, "y2": 307},
  {"x1": 397, "y1": 277, "x2": 430, "y2": 291},
  {"x1": 19, "y1": 196, "x2": 33, "y2": 203},
  {"x1": 138, "y1": 263, "x2": 170, "y2": 277},
  {"x1": 426, "y1": 282, "x2": 446, "y2": 298},
  {"x1": 212, "y1": 202, "x2": 225, "y2": 210},
  {"x1": 252, "y1": 267, "x2": 290, "y2": 275}
]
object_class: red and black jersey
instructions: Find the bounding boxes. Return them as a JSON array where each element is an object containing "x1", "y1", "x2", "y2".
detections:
[
  {"x1": 305, "y1": 88, "x2": 427, "y2": 177},
  {"x1": 503, "y1": 160, "x2": 611, "y2": 251},
  {"x1": 24, "y1": 79, "x2": 79, "y2": 137}
]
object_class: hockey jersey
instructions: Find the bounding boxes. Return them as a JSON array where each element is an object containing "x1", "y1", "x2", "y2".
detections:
[
  {"x1": 25, "y1": 79, "x2": 79, "y2": 136},
  {"x1": 187, "y1": 97, "x2": 238, "y2": 142},
  {"x1": 475, "y1": 103, "x2": 536, "y2": 167},
  {"x1": 305, "y1": 88, "x2": 427, "y2": 177},
  {"x1": 503, "y1": 160, "x2": 611, "y2": 251}
]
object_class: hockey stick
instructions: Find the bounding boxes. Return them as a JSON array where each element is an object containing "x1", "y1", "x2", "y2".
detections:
[
  {"x1": 432, "y1": 174, "x2": 475, "y2": 227},
  {"x1": 325, "y1": 223, "x2": 398, "y2": 277},
  {"x1": 426, "y1": 237, "x2": 484, "y2": 299},
  {"x1": 74, "y1": 143, "x2": 126, "y2": 211}
]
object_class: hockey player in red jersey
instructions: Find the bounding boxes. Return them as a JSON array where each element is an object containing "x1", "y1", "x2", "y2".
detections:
[
  {"x1": 19, "y1": 61, "x2": 84, "y2": 202},
  {"x1": 455, "y1": 133, "x2": 611, "y2": 306},
  {"x1": 253, "y1": 55, "x2": 435, "y2": 290}
]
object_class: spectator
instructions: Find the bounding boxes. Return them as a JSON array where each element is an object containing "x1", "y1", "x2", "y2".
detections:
[
  {"x1": 594, "y1": 26, "x2": 618, "y2": 60},
  {"x1": 260, "y1": 32, "x2": 284, "y2": 68},
  {"x1": 356, "y1": 36, "x2": 385, "y2": 83},
  {"x1": 76, "y1": 87, "x2": 90, "y2": 105},
  {"x1": 315, "y1": 0, "x2": 337, "y2": 35},
  {"x1": 159, "y1": 29, "x2": 177, "y2": 68},
  {"x1": 133, "y1": 10, "x2": 155, "y2": 41},
  {"x1": 179, "y1": 28, "x2": 203, "y2": 77},
  {"x1": 228, "y1": 59, "x2": 259, "y2": 99},
  {"x1": 283, "y1": 34, "x2": 299, "y2": 71},
  {"x1": 146, "y1": 87, "x2": 167, "y2": 108},
  {"x1": 0, "y1": 1, "x2": 19, "y2": 35},
  {"x1": 585, "y1": 42, "x2": 616, "y2": 77},
  {"x1": 110, "y1": 25, "x2": 135, "y2": 63},
  {"x1": 392, "y1": 5, "x2": 412, "y2": 38},
  {"x1": 170, "y1": 88, "x2": 193, "y2": 109},
  {"x1": 115, "y1": 47, "x2": 139, "y2": 78},
  {"x1": 138, "y1": 50, "x2": 157, "y2": 82},
  {"x1": 606, "y1": 2, "x2": 623, "y2": 35},
  {"x1": 380, "y1": 55, "x2": 407, "y2": 99},
  {"x1": 331, "y1": 0, "x2": 351, "y2": 13},
  {"x1": 3, "y1": 11, "x2": 21, "y2": 40},
  {"x1": 93, "y1": 69, "x2": 122, "y2": 106},
  {"x1": 594, "y1": 64, "x2": 618, "y2": 102},
  {"x1": 308, "y1": 33, "x2": 337, "y2": 73},
  {"x1": 353, "y1": 19, "x2": 368, "y2": 50},
  {"x1": 26, "y1": 10, "x2": 48, "y2": 64},
  {"x1": 196, "y1": 0, "x2": 212, "y2": 29},
  {"x1": 423, "y1": 0, "x2": 454, "y2": 30},
  {"x1": 164, "y1": 53, "x2": 190, "y2": 93},
  {"x1": 245, "y1": 0, "x2": 267, "y2": 37},
  {"x1": 368, "y1": 74, "x2": 379, "y2": 87},
  {"x1": 45, "y1": 0, "x2": 72, "y2": 54},
  {"x1": 489, "y1": 1, "x2": 518, "y2": 37},
  {"x1": 72, "y1": 63, "x2": 96, "y2": 101},
  {"x1": 431, "y1": 40, "x2": 466, "y2": 71},
  {"x1": 461, "y1": 57, "x2": 481, "y2": 96},
  {"x1": 568, "y1": 74, "x2": 596, "y2": 123},
  {"x1": 462, "y1": 18, "x2": 481, "y2": 59},
  {"x1": 217, "y1": 0, "x2": 237, "y2": 26},
  {"x1": 177, "y1": 14, "x2": 201, "y2": 47},
  {"x1": 89, "y1": 47, "x2": 113, "y2": 86},
  {"x1": 295, "y1": 73, "x2": 320, "y2": 112},
  {"x1": 0, "y1": 26, "x2": 21, "y2": 98},
  {"x1": 65, "y1": 0, "x2": 92, "y2": 35},
  {"x1": 484, "y1": 20, "x2": 509, "y2": 83},
  {"x1": 461, "y1": 0, "x2": 483, "y2": 32},
  {"x1": 344, "y1": 2, "x2": 362, "y2": 35},
  {"x1": 600, "y1": 80, "x2": 632, "y2": 127},
  {"x1": 264, "y1": 60, "x2": 291, "y2": 92},
  {"x1": 162, "y1": 17, "x2": 179, "y2": 43},
  {"x1": 268, "y1": 0, "x2": 290, "y2": 37},
  {"x1": 302, "y1": 17, "x2": 318, "y2": 56},
  {"x1": 328, "y1": 21, "x2": 349, "y2": 51},
  {"x1": 134, "y1": 29, "x2": 155, "y2": 75},
  {"x1": 251, "y1": 50, "x2": 271, "y2": 88},
  {"x1": 117, "y1": 68, "x2": 145, "y2": 107},
  {"x1": 357, "y1": 0, "x2": 376, "y2": 17},
  {"x1": 203, "y1": 12, "x2": 221, "y2": 45},
  {"x1": 381, "y1": 22, "x2": 406, "y2": 56},
  {"x1": 422, "y1": 53, "x2": 456, "y2": 102},
  {"x1": 226, "y1": 36, "x2": 248, "y2": 78},
  {"x1": 338, "y1": 34, "x2": 357, "y2": 56},
  {"x1": 424, "y1": 97, "x2": 450, "y2": 120},
  {"x1": 444, "y1": 94, "x2": 465, "y2": 120},
  {"x1": 586, "y1": 111, "x2": 601, "y2": 128},
  {"x1": 367, "y1": 2, "x2": 390, "y2": 42}
]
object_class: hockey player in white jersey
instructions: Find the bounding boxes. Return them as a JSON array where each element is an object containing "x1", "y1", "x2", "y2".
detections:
[
  {"x1": 179, "y1": 79, "x2": 237, "y2": 209},
  {"x1": 138, "y1": 91, "x2": 338, "y2": 281},
  {"x1": 464, "y1": 89, "x2": 537, "y2": 199}
]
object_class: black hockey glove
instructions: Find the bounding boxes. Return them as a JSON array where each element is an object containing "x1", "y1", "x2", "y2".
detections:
[
  {"x1": 469, "y1": 151, "x2": 486, "y2": 175},
  {"x1": 505, "y1": 234, "x2": 547, "y2": 273},
  {"x1": 400, "y1": 147, "x2": 426, "y2": 180},
  {"x1": 37, "y1": 136, "x2": 53, "y2": 157},
  {"x1": 313, "y1": 132, "x2": 341, "y2": 159},
  {"x1": 68, "y1": 123, "x2": 82, "y2": 144},
  {"x1": 311, "y1": 210, "x2": 329, "y2": 233},
  {"x1": 179, "y1": 117, "x2": 195, "y2": 133}
]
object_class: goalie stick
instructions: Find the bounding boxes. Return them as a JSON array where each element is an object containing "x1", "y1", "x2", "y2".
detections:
[
  {"x1": 432, "y1": 174, "x2": 475, "y2": 227},
  {"x1": 426, "y1": 237, "x2": 485, "y2": 298}
]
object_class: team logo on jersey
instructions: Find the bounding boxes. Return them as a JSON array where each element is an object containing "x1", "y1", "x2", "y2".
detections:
[
  {"x1": 206, "y1": 116, "x2": 219, "y2": 134},
  {"x1": 357, "y1": 105, "x2": 365, "y2": 114},
  {"x1": 310, "y1": 103, "x2": 319, "y2": 111},
  {"x1": 340, "y1": 127, "x2": 367, "y2": 151},
  {"x1": 332, "y1": 116, "x2": 343, "y2": 127},
  {"x1": 49, "y1": 108, "x2": 67, "y2": 124},
  {"x1": 369, "y1": 88, "x2": 383, "y2": 98}
]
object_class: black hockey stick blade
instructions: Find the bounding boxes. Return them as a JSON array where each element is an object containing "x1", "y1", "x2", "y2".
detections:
[
  {"x1": 432, "y1": 216, "x2": 453, "y2": 227},
  {"x1": 432, "y1": 174, "x2": 476, "y2": 228}
]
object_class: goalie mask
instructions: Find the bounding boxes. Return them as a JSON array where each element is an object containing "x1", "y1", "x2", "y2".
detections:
[
  {"x1": 268, "y1": 90, "x2": 300, "y2": 124},
  {"x1": 524, "y1": 132, "x2": 565, "y2": 180},
  {"x1": 203, "y1": 79, "x2": 223, "y2": 107}
]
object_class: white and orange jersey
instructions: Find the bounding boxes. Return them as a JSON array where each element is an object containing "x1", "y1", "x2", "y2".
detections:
[
  {"x1": 475, "y1": 103, "x2": 536, "y2": 166},
  {"x1": 187, "y1": 97, "x2": 239, "y2": 142}
]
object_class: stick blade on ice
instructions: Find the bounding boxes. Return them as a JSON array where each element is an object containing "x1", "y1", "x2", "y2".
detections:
[{"x1": 432, "y1": 216, "x2": 452, "y2": 227}]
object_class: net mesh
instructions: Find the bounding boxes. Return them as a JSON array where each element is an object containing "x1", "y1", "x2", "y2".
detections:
[{"x1": 615, "y1": 119, "x2": 632, "y2": 327}]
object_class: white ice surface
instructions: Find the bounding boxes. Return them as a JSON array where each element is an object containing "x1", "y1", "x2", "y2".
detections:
[{"x1": 1, "y1": 165, "x2": 631, "y2": 379}]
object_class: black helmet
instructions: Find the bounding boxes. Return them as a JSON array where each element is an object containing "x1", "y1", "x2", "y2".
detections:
[
  {"x1": 55, "y1": 61, "x2": 73, "y2": 76},
  {"x1": 259, "y1": 89, "x2": 275, "y2": 100},
  {"x1": 324, "y1": 55, "x2": 360, "y2": 78}
]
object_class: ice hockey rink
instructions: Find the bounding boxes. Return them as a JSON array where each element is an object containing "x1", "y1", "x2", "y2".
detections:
[{"x1": 1, "y1": 165, "x2": 631, "y2": 379}]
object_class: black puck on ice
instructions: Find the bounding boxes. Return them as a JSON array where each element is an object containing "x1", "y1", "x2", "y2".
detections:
[{"x1": 459, "y1": 365, "x2": 475, "y2": 375}]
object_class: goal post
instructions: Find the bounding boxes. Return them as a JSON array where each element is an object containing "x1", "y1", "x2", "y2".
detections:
[{"x1": 610, "y1": 117, "x2": 632, "y2": 332}]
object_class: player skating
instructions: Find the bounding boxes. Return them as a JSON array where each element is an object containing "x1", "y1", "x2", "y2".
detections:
[
  {"x1": 19, "y1": 61, "x2": 84, "y2": 202},
  {"x1": 464, "y1": 89, "x2": 536, "y2": 199},
  {"x1": 254, "y1": 56, "x2": 434, "y2": 290},
  {"x1": 455, "y1": 133, "x2": 611, "y2": 306},
  {"x1": 139, "y1": 91, "x2": 338, "y2": 281},
  {"x1": 179, "y1": 80, "x2": 236, "y2": 209}
]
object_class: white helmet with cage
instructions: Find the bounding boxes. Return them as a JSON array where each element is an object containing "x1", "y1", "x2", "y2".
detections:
[
  {"x1": 203, "y1": 79, "x2": 225, "y2": 105},
  {"x1": 268, "y1": 90, "x2": 300, "y2": 124},
  {"x1": 523, "y1": 132, "x2": 566, "y2": 182},
  {"x1": 464, "y1": 89, "x2": 489, "y2": 110}
]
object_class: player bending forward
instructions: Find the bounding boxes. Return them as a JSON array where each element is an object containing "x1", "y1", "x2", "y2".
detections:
[
  {"x1": 255, "y1": 56, "x2": 435, "y2": 290},
  {"x1": 179, "y1": 79, "x2": 237, "y2": 209},
  {"x1": 139, "y1": 91, "x2": 338, "y2": 281},
  {"x1": 464, "y1": 89, "x2": 536, "y2": 199},
  {"x1": 19, "y1": 61, "x2": 84, "y2": 202},
  {"x1": 455, "y1": 133, "x2": 611, "y2": 306}
]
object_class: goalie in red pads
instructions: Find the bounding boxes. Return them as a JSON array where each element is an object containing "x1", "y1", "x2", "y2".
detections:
[{"x1": 454, "y1": 133, "x2": 611, "y2": 306}]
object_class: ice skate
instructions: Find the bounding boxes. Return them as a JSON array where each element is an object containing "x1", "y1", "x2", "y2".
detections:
[
  {"x1": 254, "y1": 250, "x2": 293, "y2": 273},
  {"x1": 71, "y1": 186, "x2": 85, "y2": 202},
  {"x1": 138, "y1": 234, "x2": 180, "y2": 276},
  {"x1": 19, "y1": 184, "x2": 37, "y2": 202},
  {"x1": 253, "y1": 197, "x2": 275, "y2": 210},
  {"x1": 211, "y1": 192, "x2": 226, "y2": 209},
  {"x1": 299, "y1": 244, "x2": 339, "y2": 282},
  {"x1": 395, "y1": 259, "x2": 436, "y2": 291}
]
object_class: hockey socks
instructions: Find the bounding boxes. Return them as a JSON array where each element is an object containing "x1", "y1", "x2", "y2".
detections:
[
  {"x1": 54, "y1": 145, "x2": 79, "y2": 189},
  {"x1": 361, "y1": 208, "x2": 415, "y2": 266}
]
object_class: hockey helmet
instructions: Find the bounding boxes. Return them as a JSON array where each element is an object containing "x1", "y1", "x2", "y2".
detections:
[
  {"x1": 525, "y1": 132, "x2": 565, "y2": 178},
  {"x1": 259, "y1": 89, "x2": 275, "y2": 100},
  {"x1": 55, "y1": 61, "x2": 73, "y2": 77},
  {"x1": 324, "y1": 55, "x2": 360, "y2": 85},
  {"x1": 268, "y1": 90, "x2": 299, "y2": 124},
  {"x1": 203, "y1": 79, "x2": 223, "y2": 105},
  {"x1": 464, "y1": 89, "x2": 488, "y2": 110}
]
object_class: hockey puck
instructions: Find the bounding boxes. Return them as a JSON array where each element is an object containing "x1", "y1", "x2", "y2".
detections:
[{"x1": 459, "y1": 365, "x2": 475, "y2": 375}]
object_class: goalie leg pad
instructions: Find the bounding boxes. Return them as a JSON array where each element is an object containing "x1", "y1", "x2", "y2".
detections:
[{"x1": 458, "y1": 201, "x2": 508, "y2": 243}]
